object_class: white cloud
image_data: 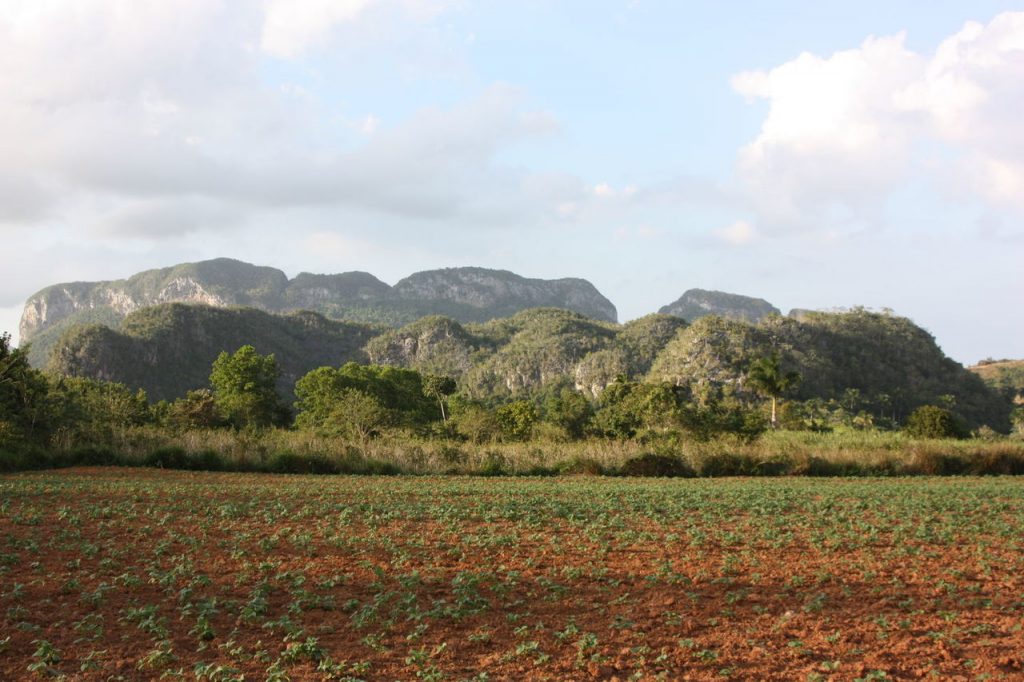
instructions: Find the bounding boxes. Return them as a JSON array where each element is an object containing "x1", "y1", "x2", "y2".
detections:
[
  {"x1": 261, "y1": 0, "x2": 375, "y2": 57},
  {"x1": 733, "y1": 11, "x2": 1024, "y2": 228},
  {"x1": 260, "y1": 0, "x2": 456, "y2": 58},
  {"x1": 613, "y1": 225, "x2": 665, "y2": 241},
  {"x1": 0, "y1": 2, "x2": 572, "y2": 235},
  {"x1": 714, "y1": 220, "x2": 757, "y2": 246},
  {"x1": 591, "y1": 182, "x2": 638, "y2": 200}
]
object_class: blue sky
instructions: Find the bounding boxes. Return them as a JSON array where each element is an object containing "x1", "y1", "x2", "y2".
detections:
[{"x1": 1, "y1": 1, "x2": 1022, "y2": 363}]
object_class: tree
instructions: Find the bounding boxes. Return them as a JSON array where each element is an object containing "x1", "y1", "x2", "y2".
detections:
[
  {"x1": 0, "y1": 333, "x2": 52, "y2": 443},
  {"x1": 1012, "y1": 406, "x2": 1024, "y2": 436},
  {"x1": 449, "y1": 396, "x2": 500, "y2": 444},
  {"x1": 326, "y1": 389, "x2": 390, "y2": 445},
  {"x1": 294, "y1": 363, "x2": 438, "y2": 431},
  {"x1": 209, "y1": 345, "x2": 282, "y2": 428},
  {"x1": 745, "y1": 354, "x2": 800, "y2": 429},
  {"x1": 166, "y1": 389, "x2": 222, "y2": 430},
  {"x1": 46, "y1": 376, "x2": 151, "y2": 447},
  {"x1": 495, "y1": 400, "x2": 538, "y2": 441},
  {"x1": 422, "y1": 375, "x2": 457, "y2": 423},
  {"x1": 904, "y1": 405, "x2": 967, "y2": 440},
  {"x1": 542, "y1": 388, "x2": 593, "y2": 440}
]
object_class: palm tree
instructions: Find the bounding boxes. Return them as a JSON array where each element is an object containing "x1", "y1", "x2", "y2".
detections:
[{"x1": 746, "y1": 354, "x2": 800, "y2": 429}]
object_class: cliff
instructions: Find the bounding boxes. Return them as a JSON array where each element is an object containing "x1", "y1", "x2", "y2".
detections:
[{"x1": 21, "y1": 258, "x2": 618, "y2": 365}]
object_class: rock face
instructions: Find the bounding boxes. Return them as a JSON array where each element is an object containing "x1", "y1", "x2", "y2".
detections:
[
  {"x1": 393, "y1": 268, "x2": 617, "y2": 323},
  {"x1": 659, "y1": 289, "x2": 780, "y2": 324},
  {"x1": 20, "y1": 259, "x2": 618, "y2": 366},
  {"x1": 365, "y1": 316, "x2": 481, "y2": 379}
]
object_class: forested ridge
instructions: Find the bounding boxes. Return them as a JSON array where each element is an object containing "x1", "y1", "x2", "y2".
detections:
[{"x1": 39, "y1": 303, "x2": 1018, "y2": 431}]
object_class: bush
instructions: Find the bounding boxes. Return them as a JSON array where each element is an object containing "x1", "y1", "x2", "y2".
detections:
[
  {"x1": 188, "y1": 449, "x2": 225, "y2": 472},
  {"x1": 437, "y1": 445, "x2": 466, "y2": 466},
  {"x1": 618, "y1": 453, "x2": 695, "y2": 478},
  {"x1": 268, "y1": 451, "x2": 339, "y2": 475},
  {"x1": 478, "y1": 451, "x2": 509, "y2": 476},
  {"x1": 557, "y1": 457, "x2": 606, "y2": 476},
  {"x1": 145, "y1": 446, "x2": 190, "y2": 469},
  {"x1": 68, "y1": 445, "x2": 122, "y2": 467},
  {"x1": 0, "y1": 447, "x2": 45, "y2": 472},
  {"x1": 904, "y1": 406, "x2": 968, "y2": 440},
  {"x1": 697, "y1": 453, "x2": 762, "y2": 477}
]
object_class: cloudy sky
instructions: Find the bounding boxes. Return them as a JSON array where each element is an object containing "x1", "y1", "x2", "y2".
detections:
[{"x1": 1, "y1": 1, "x2": 1022, "y2": 363}]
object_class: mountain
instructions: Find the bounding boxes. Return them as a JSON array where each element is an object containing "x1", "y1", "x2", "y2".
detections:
[
  {"x1": 41, "y1": 298, "x2": 1010, "y2": 430},
  {"x1": 659, "y1": 288, "x2": 780, "y2": 323},
  {"x1": 20, "y1": 258, "x2": 618, "y2": 365},
  {"x1": 648, "y1": 309, "x2": 1008, "y2": 430},
  {"x1": 48, "y1": 304, "x2": 378, "y2": 402}
]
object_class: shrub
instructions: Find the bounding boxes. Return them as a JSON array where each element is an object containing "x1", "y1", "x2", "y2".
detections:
[
  {"x1": 478, "y1": 451, "x2": 509, "y2": 476},
  {"x1": 618, "y1": 453, "x2": 695, "y2": 478},
  {"x1": 268, "y1": 451, "x2": 339, "y2": 475},
  {"x1": 0, "y1": 447, "x2": 44, "y2": 472},
  {"x1": 697, "y1": 453, "x2": 762, "y2": 477},
  {"x1": 904, "y1": 406, "x2": 968, "y2": 440},
  {"x1": 187, "y1": 449, "x2": 225, "y2": 472},
  {"x1": 68, "y1": 445, "x2": 122, "y2": 467},
  {"x1": 437, "y1": 445, "x2": 466, "y2": 466},
  {"x1": 557, "y1": 457, "x2": 606, "y2": 476},
  {"x1": 144, "y1": 446, "x2": 190, "y2": 469}
]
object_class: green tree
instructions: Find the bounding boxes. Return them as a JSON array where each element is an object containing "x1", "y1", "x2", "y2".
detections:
[
  {"x1": 1011, "y1": 406, "x2": 1024, "y2": 436},
  {"x1": 745, "y1": 354, "x2": 801, "y2": 429},
  {"x1": 325, "y1": 389, "x2": 390, "y2": 445},
  {"x1": 166, "y1": 389, "x2": 222, "y2": 430},
  {"x1": 542, "y1": 388, "x2": 593, "y2": 440},
  {"x1": 209, "y1": 345, "x2": 283, "y2": 428},
  {"x1": 495, "y1": 400, "x2": 539, "y2": 441},
  {"x1": 0, "y1": 333, "x2": 52, "y2": 444},
  {"x1": 47, "y1": 376, "x2": 151, "y2": 447},
  {"x1": 294, "y1": 363, "x2": 438, "y2": 431},
  {"x1": 904, "y1": 405, "x2": 968, "y2": 439},
  {"x1": 449, "y1": 396, "x2": 500, "y2": 444},
  {"x1": 422, "y1": 374, "x2": 457, "y2": 423}
]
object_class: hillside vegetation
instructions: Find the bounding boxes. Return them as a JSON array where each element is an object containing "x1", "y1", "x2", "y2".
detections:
[
  {"x1": 971, "y1": 359, "x2": 1024, "y2": 403},
  {"x1": 48, "y1": 304, "x2": 378, "y2": 402},
  {"x1": 42, "y1": 303, "x2": 1012, "y2": 431}
]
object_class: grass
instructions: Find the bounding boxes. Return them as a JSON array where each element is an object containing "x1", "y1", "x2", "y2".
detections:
[{"x1": 3, "y1": 425, "x2": 1024, "y2": 477}]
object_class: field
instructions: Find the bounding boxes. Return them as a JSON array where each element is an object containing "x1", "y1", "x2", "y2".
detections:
[{"x1": 2, "y1": 470, "x2": 1023, "y2": 680}]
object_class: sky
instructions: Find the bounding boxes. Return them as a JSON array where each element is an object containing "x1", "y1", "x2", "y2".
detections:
[{"x1": 1, "y1": 0, "x2": 1022, "y2": 364}]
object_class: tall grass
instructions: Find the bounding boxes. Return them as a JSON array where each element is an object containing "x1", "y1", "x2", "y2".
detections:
[{"x1": 3, "y1": 425, "x2": 1023, "y2": 477}]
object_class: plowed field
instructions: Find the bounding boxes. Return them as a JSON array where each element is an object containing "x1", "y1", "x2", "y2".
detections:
[{"x1": 2, "y1": 468, "x2": 1023, "y2": 680}]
